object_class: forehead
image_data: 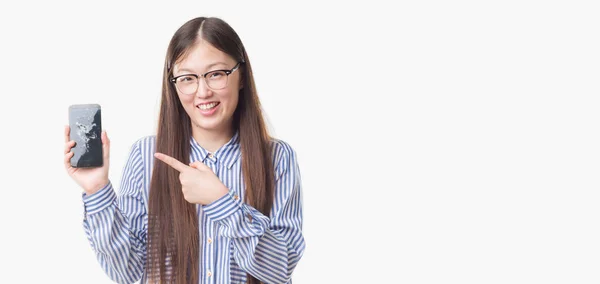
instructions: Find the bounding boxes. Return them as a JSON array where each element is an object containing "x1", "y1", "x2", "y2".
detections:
[{"x1": 174, "y1": 40, "x2": 234, "y2": 73}]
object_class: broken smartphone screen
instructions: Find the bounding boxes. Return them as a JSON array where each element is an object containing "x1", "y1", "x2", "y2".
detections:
[{"x1": 69, "y1": 104, "x2": 103, "y2": 168}]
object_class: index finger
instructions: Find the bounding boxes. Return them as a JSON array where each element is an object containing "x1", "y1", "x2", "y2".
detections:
[{"x1": 154, "y1": 152, "x2": 188, "y2": 172}]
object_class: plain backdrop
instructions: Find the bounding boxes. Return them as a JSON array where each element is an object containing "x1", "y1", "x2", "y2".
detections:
[{"x1": 1, "y1": 0, "x2": 599, "y2": 283}]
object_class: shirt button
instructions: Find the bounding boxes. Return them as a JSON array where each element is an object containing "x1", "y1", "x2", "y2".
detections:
[
  {"x1": 208, "y1": 153, "x2": 214, "y2": 159},
  {"x1": 207, "y1": 238, "x2": 213, "y2": 244},
  {"x1": 207, "y1": 271, "x2": 212, "y2": 277},
  {"x1": 233, "y1": 195, "x2": 239, "y2": 201}
]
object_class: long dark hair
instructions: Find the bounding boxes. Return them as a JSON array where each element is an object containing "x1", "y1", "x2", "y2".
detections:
[{"x1": 146, "y1": 17, "x2": 274, "y2": 284}]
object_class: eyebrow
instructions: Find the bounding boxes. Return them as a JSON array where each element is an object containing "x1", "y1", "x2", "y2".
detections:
[{"x1": 176, "y1": 62, "x2": 229, "y2": 74}]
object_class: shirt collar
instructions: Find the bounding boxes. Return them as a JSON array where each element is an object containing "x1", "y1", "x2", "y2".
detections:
[{"x1": 189, "y1": 131, "x2": 241, "y2": 169}]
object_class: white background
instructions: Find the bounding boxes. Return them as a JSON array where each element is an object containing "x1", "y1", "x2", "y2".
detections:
[{"x1": 0, "y1": 0, "x2": 599, "y2": 283}]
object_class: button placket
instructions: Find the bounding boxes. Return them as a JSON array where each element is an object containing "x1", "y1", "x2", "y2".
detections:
[{"x1": 203, "y1": 212, "x2": 216, "y2": 283}]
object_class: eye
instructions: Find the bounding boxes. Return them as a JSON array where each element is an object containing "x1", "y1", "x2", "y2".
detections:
[
  {"x1": 208, "y1": 71, "x2": 225, "y2": 79},
  {"x1": 177, "y1": 75, "x2": 196, "y2": 83}
]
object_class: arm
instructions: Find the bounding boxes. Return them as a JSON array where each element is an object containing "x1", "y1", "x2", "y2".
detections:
[
  {"x1": 82, "y1": 142, "x2": 147, "y2": 284},
  {"x1": 203, "y1": 142, "x2": 305, "y2": 283}
]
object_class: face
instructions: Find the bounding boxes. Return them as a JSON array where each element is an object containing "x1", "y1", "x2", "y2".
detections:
[{"x1": 172, "y1": 40, "x2": 242, "y2": 134}]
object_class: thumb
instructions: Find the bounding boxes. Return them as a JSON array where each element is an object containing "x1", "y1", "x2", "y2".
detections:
[
  {"x1": 102, "y1": 130, "x2": 110, "y2": 162},
  {"x1": 189, "y1": 161, "x2": 209, "y2": 171}
]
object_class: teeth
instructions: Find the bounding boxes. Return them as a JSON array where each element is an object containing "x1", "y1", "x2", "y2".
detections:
[{"x1": 198, "y1": 102, "x2": 218, "y2": 110}]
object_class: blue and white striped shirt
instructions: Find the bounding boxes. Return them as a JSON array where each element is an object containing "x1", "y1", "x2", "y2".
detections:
[{"x1": 82, "y1": 132, "x2": 305, "y2": 284}]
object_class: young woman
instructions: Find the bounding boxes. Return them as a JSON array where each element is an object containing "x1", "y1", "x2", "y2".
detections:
[{"x1": 63, "y1": 16, "x2": 305, "y2": 284}]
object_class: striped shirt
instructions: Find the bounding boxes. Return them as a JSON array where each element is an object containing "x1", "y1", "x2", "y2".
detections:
[{"x1": 82, "y1": 132, "x2": 305, "y2": 284}]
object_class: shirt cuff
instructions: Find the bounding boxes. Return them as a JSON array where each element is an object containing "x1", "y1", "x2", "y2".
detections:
[
  {"x1": 203, "y1": 191, "x2": 241, "y2": 222},
  {"x1": 82, "y1": 182, "x2": 116, "y2": 215}
]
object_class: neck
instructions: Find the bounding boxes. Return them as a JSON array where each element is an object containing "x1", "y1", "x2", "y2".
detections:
[{"x1": 191, "y1": 123, "x2": 235, "y2": 153}]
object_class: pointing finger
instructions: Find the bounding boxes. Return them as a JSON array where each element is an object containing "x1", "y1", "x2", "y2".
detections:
[{"x1": 154, "y1": 152, "x2": 188, "y2": 172}]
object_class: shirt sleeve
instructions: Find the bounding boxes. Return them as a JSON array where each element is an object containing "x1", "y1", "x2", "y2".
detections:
[
  {"x1": 202, "y1": 141, "x2": 306, "y2": 284},
  {"x1": 82, "y1": 141, "x2": 147, "y2": 284}
]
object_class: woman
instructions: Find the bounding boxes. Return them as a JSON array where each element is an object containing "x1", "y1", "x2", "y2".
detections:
[{"x1": 63, "y1": 17, "x2": 305, "y2": 284}]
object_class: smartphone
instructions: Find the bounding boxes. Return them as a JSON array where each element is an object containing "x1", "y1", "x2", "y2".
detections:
[{"x1": 68, "y1": 104, "x2": 103, "y2": 168}]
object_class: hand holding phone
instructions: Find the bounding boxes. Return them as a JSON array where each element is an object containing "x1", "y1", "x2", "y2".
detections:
[{"x1": 64, "y1": 104, "x2": 110, "y2": 194}]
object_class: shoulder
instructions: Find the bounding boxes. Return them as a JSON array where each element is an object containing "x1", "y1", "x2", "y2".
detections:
[
  {"x1": 131, "y1": 135, "x2": 156, "y2": 152},
  {"x1": 121, "y1": 135, "x2": 156, "y2": 176},
  {"x1": 270, "y1": 137, "x2": 297, "y2": 160},
  {"x1": 125, "y1": 135, "x2": 156, "y2": 162},
  {"x1": 269, "y1": 137, "x2": 299, "y2": 176}
]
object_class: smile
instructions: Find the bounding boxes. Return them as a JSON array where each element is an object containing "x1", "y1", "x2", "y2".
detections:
[{"x1": 197, "y1": 102, "x2": 220, "y2": 110}]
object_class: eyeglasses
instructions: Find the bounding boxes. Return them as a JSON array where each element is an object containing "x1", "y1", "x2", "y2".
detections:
[{"x1": 170, "y1": 62, "x2": 243, "y2": 94}]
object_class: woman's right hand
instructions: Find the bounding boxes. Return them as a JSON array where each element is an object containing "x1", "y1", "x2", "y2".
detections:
[{"x1": 64, "y1": 125, "x2": 111, "y2": 195}]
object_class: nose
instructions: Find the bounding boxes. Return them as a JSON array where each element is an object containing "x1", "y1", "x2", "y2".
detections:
[{"x1": 195, "y1": 78, "x2": 212, "y2": 98}]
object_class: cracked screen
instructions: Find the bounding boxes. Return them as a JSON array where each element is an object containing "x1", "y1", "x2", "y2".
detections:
[{"x1": 69, "y1": 104, "x2": 103, "y2": 168}]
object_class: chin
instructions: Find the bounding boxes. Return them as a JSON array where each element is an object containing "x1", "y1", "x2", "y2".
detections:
[{"x1": 193, "y1": 118, "x2": 226, "y2": 131}]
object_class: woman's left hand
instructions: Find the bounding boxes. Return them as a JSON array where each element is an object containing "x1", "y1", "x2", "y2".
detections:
[{"x1": 154, "y1": 152, "x2": 229, "y2": 205}]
